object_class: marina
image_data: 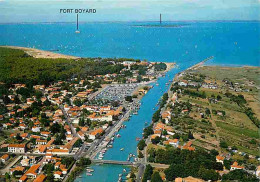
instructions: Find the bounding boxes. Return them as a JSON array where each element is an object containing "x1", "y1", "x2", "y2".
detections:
[{"x1": 0, "y1": 21, "x2": 258, "y2": 182}]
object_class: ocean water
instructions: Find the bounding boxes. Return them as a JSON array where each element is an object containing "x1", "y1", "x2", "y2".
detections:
[
  {"x1": 0, "y1": 21, "x2": 259, "y2": 181},
  {"x1": 0, "y1": 21, "x2": 259, "y2": 66}
]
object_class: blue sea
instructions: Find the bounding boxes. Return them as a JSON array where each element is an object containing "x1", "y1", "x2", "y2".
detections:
[
  {"x1": 0, "y1": 21, "x2": 259, "y2": 181},
  {"x1": 0, "y1": 21, "x2": 259, "y2": 66}
]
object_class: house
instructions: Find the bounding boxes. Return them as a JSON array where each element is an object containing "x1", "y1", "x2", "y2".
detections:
[
  {"x1": 33, "y1": 174, "x2": 46, "y2": 182},
  {"x1": 77, "y1": 131, "x2": 85, "y2": 140},
  {"x1": 168, "y1": 139, "x2": 179, "y2": 148},
  {"x1": 40, "y1": 131, "x2": 50, "y2": 137},
  {"x1": 182, "y1": 141, "x2": 195, "y2": 151},
  {"x1": 19, "y1": 123, "x2": 26, "y2": 130},
  {"x1": 216, "y1": 155, "x2": 225, "y2": 164},
  {"x1": 178, "y1": 81, "x2": 188, "y2": 87},
  {"x1": 0, "y1": 154, "x2": 9, "y2": 163},
  {"x1": 36, "y1": 139, "x2": 47, "y2": 145},
  {"x1": 66, "y1": 134, "x2": 73, "y2": 141},
  {"x1": 24, "y1": 164, "x2": 41, "y2": 178},
  {"x1": 60, "y1": 166, "x2": 68, "y2": 175},
  {"x1": 8, "y1": 144, "x2": 26, "y2": 153},
  {"x1": 21, "y1": 133, "x2": 29, "y2": 139},
  {"x1": 88, "y1": 128, "x2": 104, "y2": 140},
  {"x1": 21, "y1": 156, "x2": 37, "y2": 167},
  {"x1": 19, "y1": 175, "x2": 28, "y2": 182},
  {"x1": 175, "y1": 176, "x2": 205, "y2": 182},
  {"x1": 62, "y1": 137, "x2": 80, "y2": 152},
  {"x1": 54, "y1": 161, "x2": 61, "y2": 169},
  {"x1": 32, "y1": 126, "x2": 40, "y2": 132},
  {"x1": 230, "y1": 162, "x2": 244, "y2": 170},
  {"x1": 10, "y1": 166, "x2": 25, "y2": 175},
  {"x1": 46, "y1": 149, "x2": 69, "y2": 155},
  {"x1": 161, "y1": 111, "x2": 171, "y2": 124},
  {"x1": 54, "y1": 171, "x2": 62, "y2": 179}
]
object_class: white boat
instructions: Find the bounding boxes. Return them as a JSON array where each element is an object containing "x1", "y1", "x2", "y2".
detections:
[
  {"x1": 120, "y1": 148, "x2": 124, "y2": 151},
  {"x1": 86, "y1": 173, "x2": 93, "y2": 176},
  {"x1": 87, "y1": 169, "x2": 94, "y2": 172},
  {"x1": 75, "y1": 30, "x2": 80, "y2": 33}
]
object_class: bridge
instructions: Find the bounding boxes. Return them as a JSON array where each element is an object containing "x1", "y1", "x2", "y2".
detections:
[
  {"x1": 91, "y1": 159, "x2": 170, "y2": 169},
  {"x1": 92, "y1": 159, "x2": 135, "y2": 166}
]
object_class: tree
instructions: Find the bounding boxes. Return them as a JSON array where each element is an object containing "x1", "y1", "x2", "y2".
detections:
[
  {"x1": 152, "y1": 110, "x2": 160, "y2": 122},
  {"x1": 217, "y1": 95, "x2": 222, "y2": 100},
  {"x1": 50, "y1": 123, "x2": 61, "y2": 134},
  {"x1": 138, "y1": 140, "x2": 146, "y2": 150},
  {"x1": 142, "y1": 164, "x2": 153, "y2": 182},
  {"x1": 143, "y1": 125, "x2": 154, "y2": 139},
  {"x1": 46, "y1": 173, "x2": 54, "y2": 182},
  {"x1": 79, "y1": 118, "x2": 85, "y2": 126},
  {"x1": 125, "y1": 96, "x2": 133, "y2": 102},
  {"x1": 165, "y1": 164, "x2": 183, "y2": 181},
  {"x1": 130, "y1": 172, "x2": 136, "y2": 179},
  {"x1": 222, "y1": 169, "x2": 258, "y2": 182},
  {"x1": 210, "y1": 149, "x2": 219, "y2": 156},
  {"x1": 205, "y1": 108, "x2": 211, "y2": 115},
  {"x1": 220, "y1": 141, "x2": 228, "y2": 148},
  {"x1": 16, "y1": 133, "x2": 22, "y2": 141},
  {"x1": 73, "y1": 99, "x2": 82, "y2": 107},
  {"x1": 77, "y1": 157, "x2": 91, "y2": 167},
  {"x1": 188, "y1": 131, "x2": 194, "y2": 139},
  {"x1": 151, "y1": 136, "x2": 160, "y2": 145},
  {"x1": 74, "y1": 139, "x2": 83, "y2": 147},
  {"x1": 151, "y1": 171, "x2": 163, "y2": 182},
  {"x1": 223, "y1": 159, "x2": 232, "y2": 170},
  {"x1": 5, "y1": 172, "x2": 10, "y2": 181},
  {"x1": 138, "y1": 151, "x2": 144, "y2": 158}
]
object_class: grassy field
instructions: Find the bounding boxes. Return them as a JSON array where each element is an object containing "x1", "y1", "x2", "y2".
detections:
[
  {"x1": 196, "y1": 66, "x2": 260, "y2": 87},
  {"x1": 178, "y1": 66, "x2": 259, "y2": 155},
  {"x1": 215, "y1": 121, "x2": 258, "y2": 138}
]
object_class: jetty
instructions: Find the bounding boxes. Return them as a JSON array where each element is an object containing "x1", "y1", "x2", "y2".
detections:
[{"x1": 187, "y1": 56, "x2": 214, "y2": 71}]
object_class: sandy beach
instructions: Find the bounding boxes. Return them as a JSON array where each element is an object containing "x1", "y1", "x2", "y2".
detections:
[{"x1": 0, "y1": 46, "x2": 79, "y2": 59}]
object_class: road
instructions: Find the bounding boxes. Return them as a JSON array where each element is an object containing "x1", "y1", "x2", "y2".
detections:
[
  {"x1": 136, "y1": 164, "x2": 145, "y2": 182},
  {"x1": 60, "y1": 105, "x2": 78, "y2": 137},
  {"x1": 0, "y1": 156, "x2": 22, "y2": 175},
  {"x1": 82, "y1": 99, "x2": 139, "y2": 160}
]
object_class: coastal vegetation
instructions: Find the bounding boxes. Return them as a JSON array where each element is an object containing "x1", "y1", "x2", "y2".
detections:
[{"x1": 0, "y1": 47, "x2": 126, "y2": 85}]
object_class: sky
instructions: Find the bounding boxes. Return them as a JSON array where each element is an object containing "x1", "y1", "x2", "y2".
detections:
[{"x1": 0, "y1": 0, "x2": 260, "y2": 23}]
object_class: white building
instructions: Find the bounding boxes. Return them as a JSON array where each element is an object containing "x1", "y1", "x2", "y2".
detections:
[{"x1": 8, "y1": 144, "x2": 26, "y2": 153}]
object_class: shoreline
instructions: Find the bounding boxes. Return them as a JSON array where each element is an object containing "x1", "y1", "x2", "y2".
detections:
[
  {"x1": 0, "y1": 46, "x2": 79, "y2": 59},
  {"x1": 0, "y1": 46, "x2": 176, "y2": 70}
]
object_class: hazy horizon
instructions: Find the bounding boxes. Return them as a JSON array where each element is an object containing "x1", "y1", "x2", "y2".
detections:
[{"x1": 0, "y1": 0, "x2": 260, "y2": 23}]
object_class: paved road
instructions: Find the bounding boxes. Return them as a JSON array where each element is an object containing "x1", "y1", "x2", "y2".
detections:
[
  {"x1": 60, "y1": 105, "x2": 78, "y2": 137},
  {"x1": 86, "y1": 100, "x2": 138, "y2": 159},
  {"x1": 136, "y1": 164, "x2": 145, "y2": 182},
  {"x1": 0, "y1": 156, "x2": 22, "y2": 175}
]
